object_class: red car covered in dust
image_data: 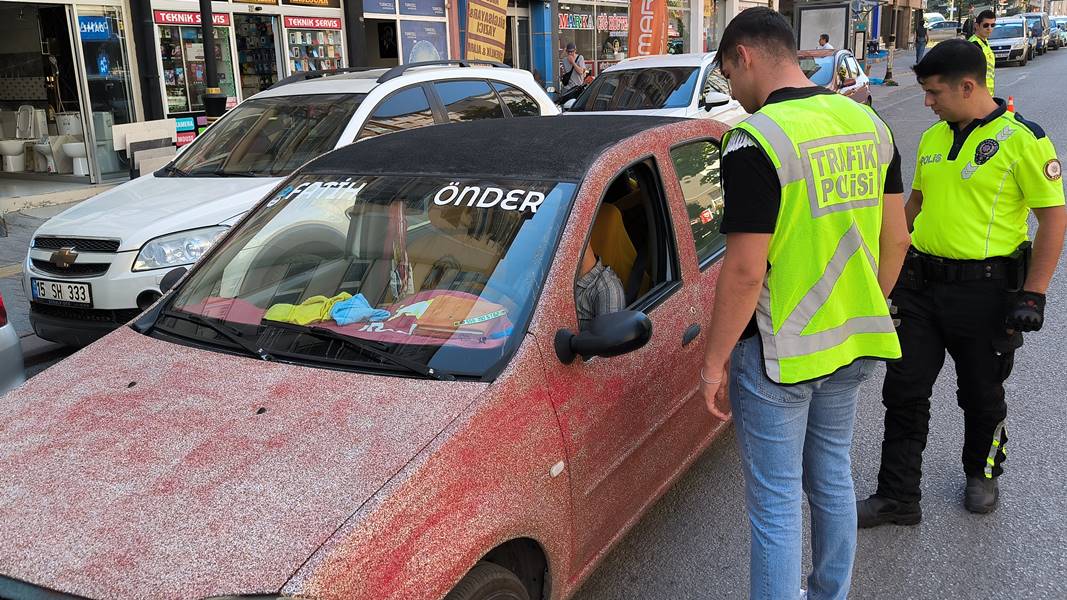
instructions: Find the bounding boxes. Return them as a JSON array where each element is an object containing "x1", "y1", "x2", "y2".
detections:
[{"x1": 0, "y1": 116, "x2": 733, "y2": 600}]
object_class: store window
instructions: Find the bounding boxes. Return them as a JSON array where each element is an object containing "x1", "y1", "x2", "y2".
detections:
[
  {"x1": 362, "y1": 0, "x2": 449, "y2": 66},
  {"x1": 667, "y1": 0, "x2": 691, "y2": 54},
  {"x1": 558, "y1": 4, "x2": 596, "y2": 73},
  {"x1": 78, "y1": 6, "x2": 135, "y2": 179},
  {"x1": 669, "y1": 140, "x2": 725, "y2": 265},
  {"x1": 157, "y1": 14, "x2": 238, "y2": 114},
  {"x1": 234, "y1": 14, "x2": 281, "y2": 98},
  {"x1": 285, "y1": 17, "x2": 345, "y2": 72},
  {"x1": 434, "y1": 80, "x2": 504, "y2": 122},
  {"x1": 359, "y1": 86, "x2": 436, "y2": 138}
]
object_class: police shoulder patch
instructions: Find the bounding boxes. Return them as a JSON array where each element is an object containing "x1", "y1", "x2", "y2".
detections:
[
  {"x1": 1012, "y1": 112, "x2": 1047, "y2": 140},
  {"x1": 1045, "y1": 159, "x2": 1062, "y2": 181},
  {"x1": 974, "y1": 139, "x2": 1000, "y2": 165}
]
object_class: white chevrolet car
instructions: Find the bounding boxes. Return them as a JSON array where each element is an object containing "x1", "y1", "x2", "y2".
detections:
[
  {"x1": 24, "y1": 62, "x2": 558, "y2": 346},
  {"x1": 562, "y1": 52, "x2": 748, "y2": 126}
]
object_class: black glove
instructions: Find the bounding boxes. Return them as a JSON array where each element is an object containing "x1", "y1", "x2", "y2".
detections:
[{"x1": 1005, "y1": 291, "x2": 1045, "y2": 332}]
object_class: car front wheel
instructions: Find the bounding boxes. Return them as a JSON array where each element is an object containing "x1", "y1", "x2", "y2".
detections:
[{"x1": 445, "y1": 562, "x2": 530, "y2": 600}]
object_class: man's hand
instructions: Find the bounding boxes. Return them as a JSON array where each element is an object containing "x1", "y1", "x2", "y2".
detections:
[
  {"x1": 566, "y1": 54, "x2": 576, "y2": 65},
  {"x1": 1006, "y1": 291, "x2": 1046, "y2": 332},
  {"x1": 701, "y1": 364, "x2": 730, "y2": 421}
]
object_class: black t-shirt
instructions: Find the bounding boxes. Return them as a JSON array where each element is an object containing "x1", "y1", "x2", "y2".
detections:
[{"x1": 719, "y1": 86, "x2": 904, "y2": 338}]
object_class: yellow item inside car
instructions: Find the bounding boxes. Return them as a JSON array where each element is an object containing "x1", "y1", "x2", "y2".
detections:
[{"x1": 264, "y1": 292, "x2": 352, "y2": 326}]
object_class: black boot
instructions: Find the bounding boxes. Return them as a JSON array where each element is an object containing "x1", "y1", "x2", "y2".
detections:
[
  {"x1": 965, "y1": 476, "x2": 999, "y2": 514},
  {"x1": 857, "y1": 494, "x2": 922, "y2": 528}
]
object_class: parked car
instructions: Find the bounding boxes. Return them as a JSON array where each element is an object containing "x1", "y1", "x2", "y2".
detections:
[
  {"x1": 799, "y1": 49, "x2": 872, "y2": 106},
  {"x1": 22, "y1": 62, "x2": 559, "y2": 348},
  {"x1": 0, "y1": 115, "x2": 736, "y2": 600},
  {"x1": 1023, "y1": 12, "x2": 1051, "y2": 55},
  {"x1": 1049, "y1": 17, "x2": 1067, "y2": 48},
  {"x1": 989, "y1": 18, "x2": 1033, "y2": 66},
  {"x1": 0, "y1": 289, "x2": 26, "y2": 396},
  {"x1": 927, "y1": 20, "x2": 961, "y2": 44},
  {"x1": 925, "y1": 11, "x2": 947, "y2": 26},
  {"x1": 562, "y1": 52, "x2": 748, "y2": 126}
]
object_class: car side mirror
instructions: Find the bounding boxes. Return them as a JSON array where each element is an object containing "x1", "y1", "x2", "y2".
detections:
[
  {"x1": 841, "y1": 77, "x2": 857, "y2": 87},
  {"x1": 159, "y1": 266, "x2": 188, "y2": 294},
  {"x1": 554, "y1": 310, "x2": 652, "y2": 364},
  {"x1": 562, "y1": 99, "x2": 577, "y2": 111},
  {"x1": 702, "y1": 90, "x2": 730, "y2": 110}
]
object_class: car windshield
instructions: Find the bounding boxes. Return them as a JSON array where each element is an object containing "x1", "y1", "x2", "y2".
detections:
[
  {"x1": 168, "y1": 94, "x2": 364, "y2": 178},
  {"x1": 800, "y1": 56, "x2": 836, "y2": 87},
  {"x1": 159, "y1": 173, "x2": 576, "y2": 379},
  {"x1": 570, "y1": 66, "x2": 700, "y2": 111},
  {"x1": 991, "y1": 24, "x2": 1024, "y2": 39}
]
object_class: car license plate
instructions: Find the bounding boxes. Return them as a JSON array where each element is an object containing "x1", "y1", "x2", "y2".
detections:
[{"x1": 31, "y1": 278, "x2": 92, "y2": 306}]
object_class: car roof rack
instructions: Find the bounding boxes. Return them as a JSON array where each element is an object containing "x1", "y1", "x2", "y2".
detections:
[
  {"x1": 269, "y1": 67, "x2": 383, "y2": 90},
  {"x1": 376, "y1": 60, "x2": 510, "y2": 84}
]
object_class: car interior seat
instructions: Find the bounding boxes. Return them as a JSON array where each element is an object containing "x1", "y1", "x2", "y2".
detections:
[{"x1": 590, "y1": 199, "x2": 650, "y2": 305}]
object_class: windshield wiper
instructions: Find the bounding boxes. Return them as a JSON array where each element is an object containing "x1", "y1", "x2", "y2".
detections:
[
  {"x1": 267, "y1": 323, "x2": 453, "y2": 381},
  {"x1": 160, "y1": 164, "x2": 188, "y2": 177},
  {"x1": 212, "y1": 169, "x2": 261, "y2": 177},
  {"x1": 159, "y1": 309, "x2": 274, "y2": 361}
]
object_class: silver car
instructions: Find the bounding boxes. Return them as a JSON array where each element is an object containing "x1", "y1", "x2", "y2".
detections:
[
  {"x1": 0, "y1": 289, "x2": 27, "y2": 396},
  {"x1": 927, "y1": 20, "x2": 961, "y2": 44}
]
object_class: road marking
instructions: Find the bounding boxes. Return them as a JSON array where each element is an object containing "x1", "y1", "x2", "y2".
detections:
[{"x1": 0, "y1": 263, "x2": 23, "y2": 279}]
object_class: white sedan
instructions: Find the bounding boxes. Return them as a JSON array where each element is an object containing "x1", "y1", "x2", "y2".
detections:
[{"x1": 562, "y1": 52, "x2": 748, "y2": 126}]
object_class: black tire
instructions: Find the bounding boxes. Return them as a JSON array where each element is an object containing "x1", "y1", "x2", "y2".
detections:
[{"x1": 444, "y1": 562, "x2": 530, "y2": 600}]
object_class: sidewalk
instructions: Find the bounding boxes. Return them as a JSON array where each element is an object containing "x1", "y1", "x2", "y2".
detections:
[{"x1": 868, "y1": 49, "x2": 921, "y2": 105}]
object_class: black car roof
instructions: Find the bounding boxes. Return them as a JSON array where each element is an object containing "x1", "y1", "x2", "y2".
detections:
[{"x1": 303, "y1": 116, "x2": 685, "y2": 181}]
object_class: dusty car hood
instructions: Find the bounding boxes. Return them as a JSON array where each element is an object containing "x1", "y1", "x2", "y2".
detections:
[
  {"x1": 35, "y1": 175, "x2": 283, "y2": 251},
  {"x1": 0, "y1": 327, "x2": 486, "y2": 599}
]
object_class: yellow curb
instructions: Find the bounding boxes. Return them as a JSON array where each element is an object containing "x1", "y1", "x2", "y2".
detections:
[{"x1": 0, "y1": 263, "x2": 23, "y2": 279}]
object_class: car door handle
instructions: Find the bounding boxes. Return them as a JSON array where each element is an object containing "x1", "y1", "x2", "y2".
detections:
[{"x1": 683, "y1": 324, "x2": 701, "y2": 346}]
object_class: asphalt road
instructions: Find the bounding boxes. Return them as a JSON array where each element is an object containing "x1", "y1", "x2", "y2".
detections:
[
  {"x1": 1, "y1": 48, "x2": 1064, "y2": 600},
  {"x1": 570, "y1": 52, "x2": 1067, "y2": 599}
]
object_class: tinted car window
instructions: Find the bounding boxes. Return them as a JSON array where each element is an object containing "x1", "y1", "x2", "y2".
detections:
[
  {"x1": 435, "y1": 80, "x2": 505, "y2": 122},
  {"x1": 360, "y1": 86, "x2": 436, "y2": 139},
  {"x1": 669, "y1": 140, "x2": 725, "y2": 265},
  {"x1": 492, "y1": 82, "x2": 541, "y2": 117},
  {"x1": 571, "y1": 67, "x2": 700, "y2": 111},
  {"x1": 991, "y1": 24, "x2": 1025, "y2": 39},
  {"x1": 845, "y1": 56, "x2": 862, "y2": 78},
  {"x1": 170, "y1": 94, "x2": 364, "y2": 177}
]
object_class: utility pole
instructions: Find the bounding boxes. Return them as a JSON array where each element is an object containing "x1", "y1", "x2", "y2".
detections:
[{"x1": 198, "y1": 0, "x2": 227, "y2": 121}]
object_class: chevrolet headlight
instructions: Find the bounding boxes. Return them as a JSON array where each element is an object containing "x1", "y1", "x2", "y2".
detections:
[{"x1": 133, "y1": 226, "x2": 228, "y2": 271}]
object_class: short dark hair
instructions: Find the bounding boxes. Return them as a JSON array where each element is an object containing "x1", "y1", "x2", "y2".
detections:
[
  {"x1": 819, "y1": 33, "x2": 829, "y2": 40},
  {"x1": 715, "y1": 7, "x2": 796, "y2": 67},
  {"x1": 912, "y1": 38, "x2": 986, "y2": 85},
  {"x1": 977, "y1": 10, "x2": 996, "y2": 23}
]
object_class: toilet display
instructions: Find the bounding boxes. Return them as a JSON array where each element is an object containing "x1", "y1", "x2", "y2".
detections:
[{"x1": 0, "y1": 106, "x2": 40, "y2": 173}]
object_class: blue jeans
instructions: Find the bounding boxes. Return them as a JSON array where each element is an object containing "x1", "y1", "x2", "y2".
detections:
[
  {"x1": 729, "y1": 336, "x2": 876, "y2": 600},
  {"x1": 916, "y1": 40, "x2": 927, "y2": 63}
]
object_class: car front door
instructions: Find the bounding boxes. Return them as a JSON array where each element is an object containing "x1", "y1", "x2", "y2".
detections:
[{"x1": 535, "y1": 153, "x2": 715, "y2": 570}]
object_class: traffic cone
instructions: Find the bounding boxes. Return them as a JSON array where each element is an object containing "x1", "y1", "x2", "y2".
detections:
[{"x1": 1007, "y1": 96, "x2": 1015, "y2": 112}]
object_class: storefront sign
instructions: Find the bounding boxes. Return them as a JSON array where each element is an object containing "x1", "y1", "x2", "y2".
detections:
[
  {"x1": 175, "y1": 117, "x2": 196, "y2": 132},
  {"x1": 153, "y1": 11, "x2": 232, "y2": 27},
  {"x1": 559, "y1": 12, "x2": 594, "y2": 30},
  {"x1": 79, "y1": 17, "x2": 112, "y2": 41},
  {"x1": 282, "y1": 0, "x2": 342, "y2": 8},
  {"x1": 226, "y1": 97, "x2": 238, "y2": 109},
  {"x1": 466, "y1": 0, "x2": 507, "y2": 62},
  {"x1": 627, "y1": 0, "x2": 667, "y2": 56},
  {"x1": 596, "y1": 14, "x2": 629, "y2": 33},
  {"x1": 401, "y1": 20, "x2": 447, "y2": 63},
  {"x1": 241, "y1": 0, "x2": 279, "y2": 4},
  {"x1": 364, "y1": 0, "x2": 396, "y2": 13},
  {"x1": 176, "y1": 131, "x2": 197, "y2": 146},
  {"x1": 283, "y1": 16, "x2": 343, "y2": 30},
  {"x1": 399, "y1": 0, "x2": 445, "y2": 17}
]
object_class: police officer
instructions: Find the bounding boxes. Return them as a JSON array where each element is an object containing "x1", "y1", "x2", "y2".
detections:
[
  {"x1": 969, "y1": 10, "x2": 997, "y2": 95},
  {"x1": 858, "y1": 40, "x2": 1065, "y2": 527},
  {"x1": 699, "y1": 8, "x2": 910, "y2": 598}
]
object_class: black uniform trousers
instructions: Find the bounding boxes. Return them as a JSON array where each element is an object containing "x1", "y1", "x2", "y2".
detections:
[{"x1": 876, "y1": 277, "x2": 1016, "y2": 504}]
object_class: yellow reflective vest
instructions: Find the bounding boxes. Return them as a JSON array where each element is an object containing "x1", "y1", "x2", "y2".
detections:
[
  {"x1": 969, "y1": 34, "x2": 996, "y2": 94},
  {"x1": 723, "y1": 93, "x2": 901, "y2": 384}
]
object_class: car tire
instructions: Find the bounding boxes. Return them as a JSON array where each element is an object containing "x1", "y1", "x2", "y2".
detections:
[{"x1": 444, "y1": 562, "x2": 530, "y2": 600}]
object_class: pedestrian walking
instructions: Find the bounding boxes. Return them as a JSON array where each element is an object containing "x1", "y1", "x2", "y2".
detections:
[
  {"x1": 969, "y1": 10, "x2": 997, "y2": 95},
  {"x1": 699, "y1": 8, "x2": 910, "y2": 599},
  {"x1": 914, "y1": 10, "x2": 928, "y2": 62},
  {"x1": 961, "y1": 7, "x2": 976, "y2": 38},
  {"x1": 857, "y1": 39, "x2": 1065, "y2": 527}
]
